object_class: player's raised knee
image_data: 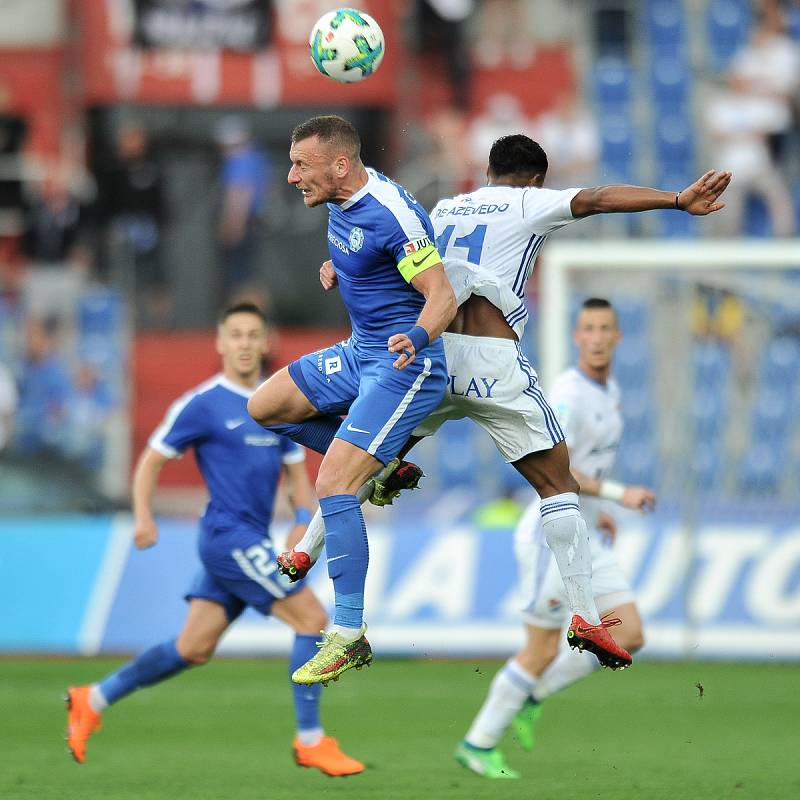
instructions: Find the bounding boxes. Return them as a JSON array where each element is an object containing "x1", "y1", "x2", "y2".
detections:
[{"x1": 177, "y1": 641, "x2": 215, "y2": 666}]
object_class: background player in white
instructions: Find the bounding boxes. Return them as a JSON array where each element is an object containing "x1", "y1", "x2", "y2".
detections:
[
  {"x1": 455, "y1": 297, "x2": 656, "y2": 779},
  {"x1": 65, "y1": 303, "x2": 363, "y2": 776},
  {"x1": 310, "y1": 135, "x2": 728, "y2": 670}
]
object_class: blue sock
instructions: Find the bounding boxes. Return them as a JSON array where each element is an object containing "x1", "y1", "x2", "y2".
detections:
[
  {"x1": 268, "y1": 414, "x2": 340, "y2": 455},
  {"x1": 98, "y1": 639, "x2": 190, "y2": 705},
  {"x1": 291, "y1": 634, "x2": 322, "y2": 731},
  {"x1": 320, "y1": 494, "x2": 368, "y2": 630}
]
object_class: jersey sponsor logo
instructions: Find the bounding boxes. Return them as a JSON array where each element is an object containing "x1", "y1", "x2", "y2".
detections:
[
  {"x1": 225, "y1": 418, "x2": 247, "y2": 430},
  {"x1": 243, "y1": 434, "x2": 280, "y2": 447},
  {"x1": 346, "y1": 423, "x2": 370, "y2": 434},
  {"x1": 403, "y1": 236, "x2": 431, "y2": 256},
  {"x1": 448, "y1": 375, "x2": 500, "y2": 398},
  {"x1": 348, "y1": 226, "x2": 365, "y2": 252},
  {"x1": 327, "y1": 230, "x2": 350, "y2": 255},
  {"x1": 325, "y1": 356, "x2": 342, "y2": 376},
  {"x1": 434, "y1": 203, "x2": 510, "y2": 218}
]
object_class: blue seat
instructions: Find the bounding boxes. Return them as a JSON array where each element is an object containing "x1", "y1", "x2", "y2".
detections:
[
  {"x1": 760, "y1": 337, "x2": 800, "y2": 387},
  {"x1": 650, "y1": 58, "x2": 691, "y2": 108},
  {"x1": 654, "y1": 115, "x2": 694, "y2": 163},
  {"x1": 645, "y1": 0, "x2": 686, "y2": 52},
  {"x1": 750, "y1": 388, "x2": 793, "y2": 444},
  {"x1": 614, "y1": 338, "x2": 651, "y2": 386},
  {"x1": 655, "y1": 208, "x2": 698, "y2": 237},
  {"x1": 621, "y1": 388, "x2": 654, "y2": 440},
  {"x1": 692, "y1": 391, "x2": 727, "y2": 439},
  {"x1": 614, "y1": 296, "x2": 648, "y2": 337},
  {"x1": 706, "y1": 0, "x2": 752, "y2": 71},
  {"x1": 691, "y1": 341, "x2": 730, "y2": 388},
  {"x1": 738, "y1": 444, "x2": 782, "y2": 495},
  {"x1": 593, "y1": 56, "x2": 634, "y2": 109},
  {"x1": 743, "y1": 194, "x2": 771, "y2": 237},
  {"x1": 689, "y1": 441, "x2": 723, "y2": 490}
]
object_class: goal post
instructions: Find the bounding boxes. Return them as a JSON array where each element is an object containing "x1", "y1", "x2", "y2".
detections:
[{"x1": 539, "y1": 239, "x2": 800, "y2": 389}]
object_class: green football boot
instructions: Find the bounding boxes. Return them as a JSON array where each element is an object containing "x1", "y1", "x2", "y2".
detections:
[
  {"x1": 454, "y1": 742, "x2": 520, "y2": 779},
  {"x1": 512, "y1": 699, "x2": 543, "y2": 751},
  {"x1": 291, "y1": 625, "x2": 372, "y2": 686}
]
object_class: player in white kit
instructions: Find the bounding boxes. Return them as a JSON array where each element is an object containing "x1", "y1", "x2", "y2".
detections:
[
  {"x1": 455, "y1": 297, "x2": 655, "y2": 779},
  {"x1": 281, "y1": 134, "x2": 729, "y2": 674}
]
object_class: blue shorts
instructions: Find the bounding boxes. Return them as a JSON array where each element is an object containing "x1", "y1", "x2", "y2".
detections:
[
  {"x1": 185, "y1": 520, "x2": 303, "y2": 622},
  {"x1": 288, "y1": 337, "x2": 448, "y2": 465}
]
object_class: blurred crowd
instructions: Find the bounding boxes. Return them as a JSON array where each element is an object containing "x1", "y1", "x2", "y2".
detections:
[{"x1": 1, "y1": 0, "x2": 799, "y2": 491}]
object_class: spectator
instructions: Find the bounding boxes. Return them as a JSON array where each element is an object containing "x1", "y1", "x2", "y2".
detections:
[
  {"x1": 214, "y1": 115, "x2": 271, "y2": 299},
  {"x1": 94, "y1": 121, "x2": 170, "y2": 328},
  {"x1": 21, "y1": 168, "x2": 85, "y2": 268},
  {"x1": 704, "y1": 72, "x2": 795, "y2": 236},
  {"x1": 728, "y1": 1, "x2": 800, "y2": 166},
  {"x1": 64, "y1": 362, "x2": 114, "y2": 470},
  {"x1": 531, "y1": 92, "x2": 599, "y2": 188},
  {"x1": 467, "y1": 93, "x2": 532, "y2": 182},
  {"x1": 475, "y1": 0, "x2": 535, "y2": 67},
  {"x1": 14, "y1": 316, "x2": 72, "y2": 457},
  {"x1": 0, "y1": 359, "x2": 17, "y2": 452},
  {"x1": 413, "y1": 0, "x2": 474, "y2": 108}
]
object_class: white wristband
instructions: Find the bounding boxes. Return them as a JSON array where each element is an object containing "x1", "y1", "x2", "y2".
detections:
[{"x1": 599, "y1": 480, "x2": 626, "y2": 502}]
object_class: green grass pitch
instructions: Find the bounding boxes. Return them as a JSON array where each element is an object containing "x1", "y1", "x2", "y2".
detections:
[{"x1": 2, "y1": 657, "x2": 797, "y2": 799}]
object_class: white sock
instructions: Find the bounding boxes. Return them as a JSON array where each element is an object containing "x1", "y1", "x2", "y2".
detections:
[
  {"x1": 296, "y1": 727, "x2": 324, "y2": 747},
  {"x1": 88, "y1": 684, "x2": 108, "y2": 713},
  {"x1": 465, "y1": 659, "x2": 537, "y2": 749},
  {"x1": 532, "y1": 647, "x2": 599, "y2": 702},
  {"x1": 330, "y1": 624, "x2": 363, "y2": 640},
  {"x1": 540, "y1": 493, "x2": 600, "y2": 624},
  {"x1": 293, "y1": 464, "x2": 393, "y2": 561}
]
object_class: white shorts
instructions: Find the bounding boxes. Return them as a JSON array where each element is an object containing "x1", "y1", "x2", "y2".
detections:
[
  {"x1": 514, "y1": 501, "x2": 634, "y2": 629},
  {"x1": 412, "y1": 332, "x2": 565, "y2": 462}
]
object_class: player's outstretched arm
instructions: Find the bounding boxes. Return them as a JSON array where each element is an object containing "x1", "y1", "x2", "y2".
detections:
[
  {"x1": 131, "y1": 446, "x2": 169, "y2": 549},
  {"x1": 570, "y1": 170, "x2": 732, "y2": 218},
  {"x1": 282, "y1": 459, "x2": 317, "y2": 549},
  {"x1": 389, "y1": 262, "x2": 457, "y2": 369},
  {"x1": 571, "y1": 467, "x2": 656, "y2": 511}
]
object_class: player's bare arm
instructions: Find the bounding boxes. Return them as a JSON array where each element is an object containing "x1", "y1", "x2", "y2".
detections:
[
  {"x1": 131, "y1": 446, "x2": 170, "y2": 549},
  {"x1": 388, "y1": 262, "x2": 457, "y2": 370},
  {"x1": 570, "y1": 169, "x2": 732, "y2": 218},
  {"x1": 570, "y1": 466, "x2": 656, "y2": 511},
  {"x1": 283, "y1": 459, "x2": 316, "y2": 549}
]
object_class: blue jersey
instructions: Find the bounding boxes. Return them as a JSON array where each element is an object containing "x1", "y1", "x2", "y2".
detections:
[
  {"x1": 326, "y1": 168, "x2": 443, "y2": 344},
  {"x1": 149, "y1": 374, "x2": 304, "y2": 533}
]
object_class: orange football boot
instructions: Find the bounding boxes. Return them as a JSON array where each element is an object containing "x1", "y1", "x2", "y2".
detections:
[
  {"x1": 567, "y1": 614, "x2": 633, "y2": 670},
  {"x1": 65, "y1": 686, "x2": 102, "y2": 764},
  {"x1": 293, "y1": 735, "x2": 365, "y2": 776}
]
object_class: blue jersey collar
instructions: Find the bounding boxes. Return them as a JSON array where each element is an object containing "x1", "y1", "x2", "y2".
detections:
[{"x1": 217, "y1": 374, "x2": 257, "y2": 398}]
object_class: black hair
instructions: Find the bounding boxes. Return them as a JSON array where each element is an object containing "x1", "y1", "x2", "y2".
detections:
[
  {"x1": 581, "y1": 297, "x2": 614, "y2": 311},
  {"x1": 488, "y1": 134, "x2": 548, "y2": 179},
  {"x1": 217, "y1": 302, "x2": 268, "y2": 325},
  {"x1": 291, "y1": 115, "x2": 361, "y2": 161}
]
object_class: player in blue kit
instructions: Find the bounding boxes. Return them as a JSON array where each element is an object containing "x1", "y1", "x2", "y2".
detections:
[
  {"x1": 66, "y1": 303, "x2": 363, "y2": 776},
  {"x1": 247, "y1": 116, "x2": 457, "y2": 685}
]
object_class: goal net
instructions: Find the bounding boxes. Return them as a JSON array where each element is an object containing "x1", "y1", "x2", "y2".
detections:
[{"x1": 536, "y1": 239, "x2": 800, "y2": 658}]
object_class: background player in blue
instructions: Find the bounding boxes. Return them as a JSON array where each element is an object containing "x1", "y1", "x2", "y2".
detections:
[
  {"x1": 66, "y1": 303, "x2": 364, "y2": 776},
  {"x1": 247, "y1": 116, "x2": 457, "y2": 685}
]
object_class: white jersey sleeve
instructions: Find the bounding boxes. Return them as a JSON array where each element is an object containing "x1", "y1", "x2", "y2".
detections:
[{"x1": 520, "y1": 187, "x2": 582, "y2": 235}]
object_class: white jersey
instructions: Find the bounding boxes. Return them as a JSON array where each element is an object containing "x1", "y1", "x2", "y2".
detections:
[
  {"x1": 549, "y1": 366, "x2": 623, "y2": 531},
  {"x1": 431, "y1": 185, "x2": 581, "y2": 337}
]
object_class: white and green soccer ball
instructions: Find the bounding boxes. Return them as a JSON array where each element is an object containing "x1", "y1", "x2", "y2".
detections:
[{"x1": 309, "y1": 8, "x2": 385, "y2": 83}]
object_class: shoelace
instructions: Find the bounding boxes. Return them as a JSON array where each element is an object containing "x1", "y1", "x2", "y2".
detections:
[
  {"x1": 314, "y1": 631, "x2": 348, "y2": 652},
  {"x1": 579, "y1": 614, "x2": 622, "y2": 632}
]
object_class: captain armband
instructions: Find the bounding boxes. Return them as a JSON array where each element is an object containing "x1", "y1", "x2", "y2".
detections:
[{"x1": 397, "y1": 240, "x2": 441, "y2": 283}]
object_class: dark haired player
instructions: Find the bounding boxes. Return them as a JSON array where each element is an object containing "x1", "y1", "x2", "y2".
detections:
[
  {"x1": 297, "y1": 134, "x2": 729, "y2": 683},
  {"x1": 66, "y1": 303, "x2": 363, "y2": 776}
]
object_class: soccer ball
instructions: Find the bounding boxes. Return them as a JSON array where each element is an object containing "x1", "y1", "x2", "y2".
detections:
[{"x1": 309, "y1": 8, "x2": 385, "y2": 83}]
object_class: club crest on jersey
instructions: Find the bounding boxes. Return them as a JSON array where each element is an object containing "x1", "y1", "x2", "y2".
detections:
[
  {"x1": 348, "y1": 226, "x2": 365, "y2": 252},
  {"x1": 403, "y1": 236, "x2": 431, "y2": 256}
]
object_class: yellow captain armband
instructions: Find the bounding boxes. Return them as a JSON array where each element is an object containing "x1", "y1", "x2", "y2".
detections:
[{"x1": 397, "y1": 242, "x2": 441, "y2": 283}]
